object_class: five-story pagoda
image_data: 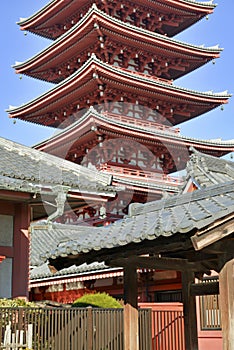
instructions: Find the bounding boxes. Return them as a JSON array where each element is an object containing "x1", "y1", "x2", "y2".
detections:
[{"x1": 7, "y1": 0, "x2": 234, "y2": 224}]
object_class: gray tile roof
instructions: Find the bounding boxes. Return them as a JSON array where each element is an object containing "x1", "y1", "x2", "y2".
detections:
[
  {"x1": 29, "y1": 149, "x2": 234, "y2": 280},
  {"x1": 30, "y1": 261, "x2": 110, "y2": 281},
  {"x1": 0, "y1": 136, "x2": 115, "y2": 196},
  {"x1": 30, "y1": 222, "x2": 121, "y2": 282},
  {"x1": 30, "y1": 223, "x2": 93, "y2": 267},
  {"x1": 36, "y1": 180, "x2": 234, "y2": 267},
  {"x1": 185, "y1": 147, "x2": 234, "y2": 189}
]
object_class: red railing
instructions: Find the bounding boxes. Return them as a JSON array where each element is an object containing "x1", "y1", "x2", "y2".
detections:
[
  {"x1": 102, "y1": 112, "x2": 180, "y2": 134},
  {"x1": 139, "y1": 303, "x2": 185, "y2": 350},
  {"x1": 151, "y1": 309, "x2": 185, "y2": 350},
  {"x1": 98, "y1": 164, "x2": 183, "y2": 186},
  {"x1": 118, "y1": 66, "x2": 173, "y2": 85}
]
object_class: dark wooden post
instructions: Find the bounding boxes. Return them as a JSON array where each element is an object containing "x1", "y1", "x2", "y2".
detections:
[
  {"x1": 219, "y1": 259, "x2": 234, "y2": 350},
  {"x1": 182, "y1": 270, "x2": 198, "y2": 350},
  {"x1": 124, "y1": 264, "x2": 139, "y2": 350}
]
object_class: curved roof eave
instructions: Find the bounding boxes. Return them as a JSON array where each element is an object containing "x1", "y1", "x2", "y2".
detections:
[
  {"x1": 6, "y1": 56, "x2": 231, "y2": 118},
  {"x1": 169, "y1": 0, "x2": 216, "y2": 10},
  {"x1": 14, "y1": 6, "x2": 222, "y2": 74},
  {"x1": 17, "y1": 0, "x2": 64, "y2": 27},
  {"x1": 17, "y1": 0, "x2": 216, "y2": 36},
  {"x1": 34, "y1": 108, "x2": 234, "y2": 153}
]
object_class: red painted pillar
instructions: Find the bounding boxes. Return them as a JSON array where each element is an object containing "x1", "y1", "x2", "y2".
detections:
[{"x1": 12, "y1": 203, "x2": 30, "y2": 299}]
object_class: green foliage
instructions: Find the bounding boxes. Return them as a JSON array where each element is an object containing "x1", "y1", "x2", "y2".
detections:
[
  {"x1": 72, "y1": 292, "x2": 122, "y2": 308},
  {"x1": 0, "y1": 298, "x2": 37, "y2": 308}
]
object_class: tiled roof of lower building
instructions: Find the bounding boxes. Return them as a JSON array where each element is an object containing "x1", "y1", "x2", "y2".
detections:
[
  {"x1": 0, "y1": 136, "x2": 115, "y2": 196},
  {"x1": 30, "y1": 261, "x2": 111, "y2": 281},
  {"x1": 36, "y1": 180, "x2": 234, "y2": 268},
  {"x1": 185, "y1": 147, "x2": 234, "y2": 188}
]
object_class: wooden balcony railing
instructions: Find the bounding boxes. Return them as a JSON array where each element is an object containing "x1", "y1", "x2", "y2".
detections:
[
  {"x1": 98, "y1": 164, "x2": 183, "y2": 186},
  {"x1": 102, "y1": 112, "x2": 180, "y2": 134},
  {"x1": 119, "y1": 66, "x2": 173, "y2": 85}
]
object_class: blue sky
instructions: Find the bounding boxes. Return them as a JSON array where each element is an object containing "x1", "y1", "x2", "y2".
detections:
[{"x1": 0, "y1": 0, "x2": 233, "y2": 153}]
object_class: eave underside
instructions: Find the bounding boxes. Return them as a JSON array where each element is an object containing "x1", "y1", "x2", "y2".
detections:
[
  {"x1": 8, "y1": 60, "x2": 229, "y2": 128},
  {"x1": 19, "y1": 0, "x2": 215, "y2": 40},
  {"x1": 15, "y1": 8, "x2": 220, "y2": 83},
  {"x1": 34, "y1": 111, "x2": 234, "y2": 175},
  {"x1": 47, "y1": 219, "x2": 234, "y2": 277}
]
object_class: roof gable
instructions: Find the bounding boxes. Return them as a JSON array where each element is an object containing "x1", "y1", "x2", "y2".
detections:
[{"x1": 185, "y1": 147, "x2": 234, "y2": 189}]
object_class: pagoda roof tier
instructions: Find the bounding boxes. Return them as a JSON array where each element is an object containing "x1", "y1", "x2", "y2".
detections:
[
  {"x1": 35, "y1": 108, "x2": 234, "y2": 173},
  {"x1": 14, "y1": 6, "x2": 221, "y2": 83},
  {"x1": 7, "y1": 56, "x2": 230, "y2": 127},
  {"x1": 18, "y1": 0, "x2": 216, "y2": 40}
]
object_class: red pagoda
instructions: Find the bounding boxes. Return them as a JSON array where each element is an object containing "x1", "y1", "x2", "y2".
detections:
[{"x1": 7, "y1": 0, "x2": 234, "y2": 226}]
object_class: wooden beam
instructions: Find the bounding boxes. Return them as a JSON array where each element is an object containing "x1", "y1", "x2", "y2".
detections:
[
  {"x1": 191, "y1": 217, "x2": 234, "y2": 251},
  {"x1": 110, "y1": 258, "x2": 214, "y2": 278},
  {"x1": 190, "y1": 281, "x2": 219, "y2": 296},
  {"x1": 109, "y1": 256, "x2": 202, "y2": 272},
  {"x1": 184, "y1": 251, "x2": 218, "y2": 262},
  {"x1": 219, "y1": 259, "x2": 234, "y2": 350},
  {"x1": 182, "y1": 270, "x2": 198, "y2": 350},
  {"x1": 204, "y1": 239, "x2": 234, "y2": 254},
  {"x1": 101, "y1": 234, "x2": 193, "y2": 261},
  {"x1": 124, "y1": 264, "x2": 139, "y2": 350},
  {"x1": 0, "y1": 190, "x2": 31, "y2": 201}
]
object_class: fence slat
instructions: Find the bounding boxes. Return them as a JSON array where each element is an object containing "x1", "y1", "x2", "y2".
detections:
[{"x1": 0, "y1": 306, "x2": 186, "y2": 350}]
